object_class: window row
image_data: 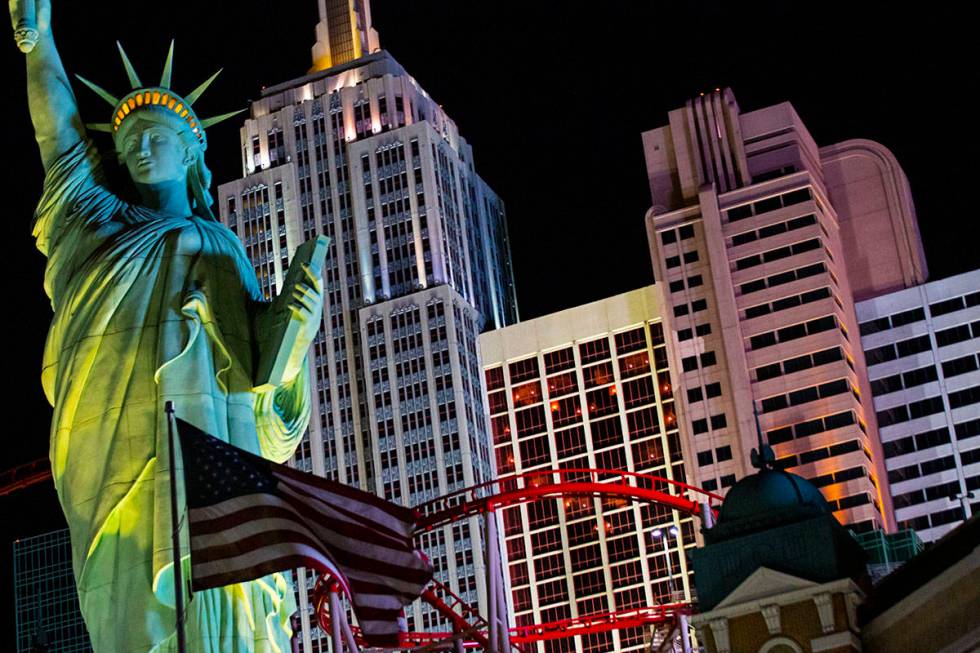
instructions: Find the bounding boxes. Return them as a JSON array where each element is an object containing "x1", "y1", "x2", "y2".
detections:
[
  {"x1": 739, "y1": 262, "x2": 829, "y2": 296},
  {"x1": 745, "y1": 286, "x2": 832, "y2": 320},
  {"x1": 760, "y1": 378, "x2": 854, "y2": 413},
  {"x1": 691, "y1": 413, "x2": 727, "y2": 434},
  {"x1": 696, "y1": 445, "x2": 733, "y2": 467},
  {"x1": 935, "y1": 320, "x2": 980, "y2": 347},
  {"x1": 864, "y1": 334, "x2": 932, "y2": 366},
  {"x1": 870, "y1": 364, "x2": 939, "y2": 396},
  {"x1": 682, "y1": 351, "x2": 717, "y2": 372},
  {"x1": 748, "y1": 314, "x2": 840, "y2": 351},
  {"x1": 882, "y1": 426, "x2": 952, "y2": 458},
  {"x1": 899, "y1": 506, "x2": 968, "y2": 533},
  {"x1": 725, "y1": 187, "x2": 812, "y2": 223},
  {"x1": 876, "y1": 396, "x2": 945, "y2": 428},
  {"x1": 767, "y1": 410, "x2": 859, "y2": 444},
  {"x1": 673, "y1": 298, "x2": 708, "y2": 318},
  {"x1": 733, "y1": 237, "x2": 822, "y2": 271},
  {"x1": 660, "y1": 223, "x2": 696, "y2": 245},
  {"x1": 668, "y1": 274, "x2": 703, "y2": 293},
  {"x1": 893, "y1": 479, "x2": 962, "y2": 508},
  {"x1": 777, "y1": 439, "x2": 865, "y2": 468},
  {"x1": 677, "y1": 323, "x2": 712, "y2": 341},
  {"x1": 888, "y1": 455, "x2": 957, "y2": 485},
  {"x1": 928, "y1": 290, "x2": 980, "y2": 318},
  {"x1": 859, "y1": 306, "x2": 926, "y2": 336},
  {"x1": 755, "y1": 345, "x2": 847, "y2": 382},
  {"x1": 730, "y1": 213, "x2": 818, "y2": 247},
  {"x1": 943, "y1": 353, "x2": 980, "y2": 378},
  {"x1": 665, "y1": 249, "x2": 700, "y2": 269},
  {"x1": 687, "y1": 382, "x2": 722, "y2": 404}
]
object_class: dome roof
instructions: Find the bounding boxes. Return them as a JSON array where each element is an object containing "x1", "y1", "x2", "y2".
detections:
[
  {"x1": 711, "y1": 469, "x2": 831, "y2": 540},
  {"x1": 720, "y1": 469, "x2": 830, "y2": 521}
]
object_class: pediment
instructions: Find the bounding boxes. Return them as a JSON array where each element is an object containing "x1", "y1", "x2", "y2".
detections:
[{"x1": 715, "y1": 567, "x2": 818, "y2": 608}]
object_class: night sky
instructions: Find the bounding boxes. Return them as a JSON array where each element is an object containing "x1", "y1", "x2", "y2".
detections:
[{"x1": 1, "y1": 1, "x2": 976, "y2": 645}]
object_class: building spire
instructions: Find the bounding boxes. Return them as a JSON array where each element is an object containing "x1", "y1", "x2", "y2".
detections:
[{"x1": 310, "y1": 0, "x2": 381, "y2": 73}]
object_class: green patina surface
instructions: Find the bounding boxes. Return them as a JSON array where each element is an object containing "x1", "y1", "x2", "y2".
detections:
[{"x1": 15, "y1": 2, "x2": 325, "y2": 650}]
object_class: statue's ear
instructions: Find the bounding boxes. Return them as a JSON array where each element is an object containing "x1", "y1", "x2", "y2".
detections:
[{"x1": 182, "y1": 145, "x2": 199, "y2": 167}]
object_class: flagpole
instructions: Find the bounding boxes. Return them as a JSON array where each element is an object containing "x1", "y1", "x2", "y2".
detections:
[{"x1": 165, "y1": 401, "x2": 188, "y2": 653}]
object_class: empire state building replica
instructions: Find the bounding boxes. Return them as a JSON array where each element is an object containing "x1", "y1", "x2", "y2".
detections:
[{"x1": 217, "y1": 1, "x2": 519, "y2": 648}]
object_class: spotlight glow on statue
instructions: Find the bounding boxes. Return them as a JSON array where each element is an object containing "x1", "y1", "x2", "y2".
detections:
[{"x1": 12, "y1": 0, "x2": 325, "y2": 650}]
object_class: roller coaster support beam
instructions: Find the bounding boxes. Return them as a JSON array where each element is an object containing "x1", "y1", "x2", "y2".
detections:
[
  {"x1": 679, "y1": 613, "x2": 692, "y2": 653},
  {"x1": 700, "y1": 501, "x2": 715, "y2": 529},
  {"x1": 330, "y1": 585, "x2": 343, "y2": 653},
  {"x1": 485, "y1": 510, "x2": 501, "y2": 653}
]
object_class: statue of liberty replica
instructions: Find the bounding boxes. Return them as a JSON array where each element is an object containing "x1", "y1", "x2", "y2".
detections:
[{"x1": 11, "y1": 0, "x2": 324, "y2": 650}]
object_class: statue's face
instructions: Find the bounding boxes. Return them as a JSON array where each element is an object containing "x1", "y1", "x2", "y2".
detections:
[{"x1": 118, "y1": 121, "x2": 194, "y2": 185}]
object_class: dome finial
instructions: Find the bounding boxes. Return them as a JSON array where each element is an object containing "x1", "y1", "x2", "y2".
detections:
[{"x1": 750, "y1": 402, "x2": 776, "y2": 470}]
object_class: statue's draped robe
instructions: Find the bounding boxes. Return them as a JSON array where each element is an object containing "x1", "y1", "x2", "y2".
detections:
[{"x1": 35, "y1": 140, "x2": 310, "y2": 653}]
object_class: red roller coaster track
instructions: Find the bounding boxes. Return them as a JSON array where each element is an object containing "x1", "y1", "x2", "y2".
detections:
[
  {"x1": 2, "y1": 461, "x2": 719, "y2": 650},
  {"x1": 314, "y1": 468, "x2": 719, "y2": 650}
]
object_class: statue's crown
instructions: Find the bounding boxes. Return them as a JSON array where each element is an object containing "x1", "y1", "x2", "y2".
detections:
[{"x1": 77, "y1": 41, "x2": 244, "y2": 150}]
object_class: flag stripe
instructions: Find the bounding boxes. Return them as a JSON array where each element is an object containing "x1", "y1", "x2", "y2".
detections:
[
  {"x1": 193, "y1": 530, "x2": 431, "y2": 591},
  {"x1": 191, "y1": 507, "x2": 419, "y2": 570},
  {"x1": 274, "y1": 477, "x2": 414, "y2": 544},
  {"x1": 272, "y1": 461, "x2": 414, "y2": 521},
  {"x1": 189, "y1": 494, "x2": 419, "y2": 563},
  {"x1": 177, "y1": 419, "x2": 432, "y2": 647},
  {"x1": 274, "y1": 482, "x2": 415, "y2": 548}
]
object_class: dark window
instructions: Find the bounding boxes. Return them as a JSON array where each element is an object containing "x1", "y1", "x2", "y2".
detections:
[
  {"x1": 860, "y1": 317, "x2": 891, "y2": 336},
  {"x1": 865, "y1": 344, "x2": 898, "y2": 365},
  {"x1": 897, "y1": 335, "x2": 931, "y2": 358},
  {"x1": 955, "y1": 419, "x2": 980, "y2": 441},
  {"x1": 710, "y1": 414, "x2": 727, "y2": 429},
  {"x1": 691, "y1": 419, "x2": 708, "y2": 435},
  {"x1": 871, "y1": 374, "x2": 903, "y2": 396},
  {"x1": 677, "y1": 328, "x2": 693, "y2": 341},
  {"x1": 936, "y1": 324, "x2": 971, "y2": 347},
  {"x1": 679, "y1": 225, "x2": 695, "y2": 240},
  {"x1": 902, "y1": 366, "x2": 938, "y2": 388},
  {"x1": 892, "y1": 307, "x2": 925, "y2": 327},
  {"x1": 696, "y1": 323, "x2": 712, "y2": 337},
  {"x1": 682, "y1": 356, "x2": 698, "y2": 372},
  {"x1": 683, "y1": 250, "x2": 699, "y2": 264},
  {"x1": 930, "y1": 296, "x2": 966, "y2": 317},
  {"x1": 697, "y1": 451, "x2": 713, "y2": 466},
  {"x1": 705, "y1": 383, "x2": 722, "y2": 398},
  {"x1": 673, "y1": 304, "x2": 690, "y2": 317},
  {"x1": 700, "y1": 351, "x2": 717, "y2": 367},
  {"x1": 949, "y1": 385, "x2": 980, "y2": 409},
  {"x1": 727, "y1": 204, "x2": 753, "y2": 221},
  {"x1": 660, "y1": 230, "x2": 678, "y2": 245},
  {"x1": 943, "y1": 355, "x2": 979, "y2": 378},
  {"x1": 732, "y1": 231, "x2": 757, "y2": 246},
  {"x1": 665, "y1": 256, "x2": 681, "y2": 269},
  {"x1": 692, "y1": 298, "x2": 708, "y2": 312},
  {"x1": 877, "y1": 405, "x2": 910, "y2": 428},
  {"x1": 669, "y1": 279, "x2": 685, "y2": 292},
  {"x1": 716, "y1": 445, "x2": 732, "y2": 461},
  {"x1": 687, "y1": 274, "x2": 704, "y2": 288}
]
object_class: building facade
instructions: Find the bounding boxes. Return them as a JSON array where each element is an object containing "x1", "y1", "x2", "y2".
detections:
[
  {"x1": 13, "y1": 529, "x2": 91, "y2": 653},
  {"x1": 641, "y1": 88, "x2": 928, "y2": 532},
  {"x1": 216, "y1": 1, "x2": 518, "y2": 647},
  {"x1": 480, "y1": 286, "x2": 698, "y2": 653},
  {"x1": 856, "y1": 269, "x2": 980, "y2": 542}
]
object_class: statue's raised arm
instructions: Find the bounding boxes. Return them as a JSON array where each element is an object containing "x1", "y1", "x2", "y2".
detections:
[{"x1": 11, "y1": 0, "x2": 86, "y2": 169}]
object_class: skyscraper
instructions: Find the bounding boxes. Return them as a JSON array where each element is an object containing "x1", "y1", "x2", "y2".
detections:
[
  {"x1": 216, "y1": 1, "x2": 518, "y2": 647},
  {"x1": 480, "y1": 286, "x2": 699, "y2": 653},
  {"x1": 641, "y1": 88, "x2": 927, "y2": 532},
  {"x1": 13, "y1": 529, "x2": 91, "y2": 653},
  {"x1": 856, "y1": 269, "x2": 980, "y2": 542}
]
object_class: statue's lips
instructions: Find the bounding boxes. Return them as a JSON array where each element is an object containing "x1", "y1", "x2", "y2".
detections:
[{"x1": 137, "y1": 160, "x2": 154, "y2": 169}]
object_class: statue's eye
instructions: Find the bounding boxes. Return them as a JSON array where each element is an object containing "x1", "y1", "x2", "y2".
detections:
[{"x1": 151, "y1": 133, "x2": 166, "y2": 143}]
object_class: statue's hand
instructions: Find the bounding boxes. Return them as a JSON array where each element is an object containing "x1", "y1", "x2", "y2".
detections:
[
  {"x1": 9, "y1": 0, "x2": 50, "y2": 51},
  {"x1": 279, "y1": 262, "x2": 324, "y2": 383}
]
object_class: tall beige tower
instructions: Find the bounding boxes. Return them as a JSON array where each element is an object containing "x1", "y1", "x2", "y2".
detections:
[
  {"x1": 310, "y1": 0, "x2": 380, "y2": 72},
  {"x1": 641, "y1": 88, "x2": 927, "y2": 533}
]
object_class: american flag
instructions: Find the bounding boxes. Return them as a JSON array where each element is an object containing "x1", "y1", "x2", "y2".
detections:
[{"x1": 176, "y1": 419, "x2": 433, "y2": 646}]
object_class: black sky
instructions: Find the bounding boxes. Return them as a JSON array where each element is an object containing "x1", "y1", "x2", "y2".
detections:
[{"x1": 1, "y1": 1, "x2": 977, "y2": 645}]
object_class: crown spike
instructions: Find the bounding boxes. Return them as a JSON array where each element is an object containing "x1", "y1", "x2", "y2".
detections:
[
  {"x1": 85, "y1": 123, "x2": 115, "y2": 133},
  {"x1": 185, "y1": 69, "x2": 223, "y2": 106},
  {"x1": 199, "y1": 108, "x2": 247, "y2": 130},
  {"x1": 116, "y1": 41, "x2": 143, "y2": 89},
  {"x1": 75, "y1": 75, "x2": 120, "y2": 107},
  {"x1": 160, "y1": 40, "x2": 175, "y2": 88}
]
